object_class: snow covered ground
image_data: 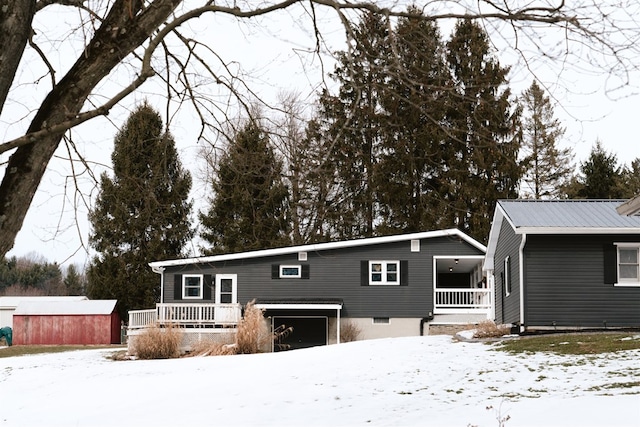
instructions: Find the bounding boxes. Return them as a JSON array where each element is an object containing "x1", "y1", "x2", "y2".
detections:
[{"x1": 1, "y1": 335, "x2": 639, "y2": 427}]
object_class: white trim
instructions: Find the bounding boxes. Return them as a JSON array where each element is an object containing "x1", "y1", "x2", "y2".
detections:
[
  {"x1": 215, "y1": 274, "x2": 237, "y2": 304},
  {"x1": 411, "y1": 240, "x2": 420, "y2": 252},
  {"x1": 182, "y1": 274, "x2": 203, "y2": 300},
  {"x1": 518, "y1": 233, "x2": 527, "y2": 333},
  {"x1": 254, "y1": 303, "x2": 343, "y2": 310},
  {"x1": 483, "y1": 205, "x2": 506, "y2": 272},
  {"x1": 279, "y1": 265, "x2": 302, "y2": 278},
  {"x1": 149, "y1": 229, "x2": 486, "y2": 268},
  {"x1": 614, "y1": 242, "x2": 640, "y2": 286},
  {"x1": 368, "y1": 260, "x2": 400, "y2": 285}
]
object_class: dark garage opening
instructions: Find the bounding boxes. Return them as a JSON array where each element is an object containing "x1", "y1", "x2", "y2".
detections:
[{"x1": 272, "y1": 316, "x2": 327, "y2": 351}]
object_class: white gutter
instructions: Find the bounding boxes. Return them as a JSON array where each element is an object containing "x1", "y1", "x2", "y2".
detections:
[{"x1": 518, "y1": 233, "x2": 527, "y2": 333}]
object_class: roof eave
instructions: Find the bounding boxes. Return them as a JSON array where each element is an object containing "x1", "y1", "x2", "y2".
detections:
[{"x1": 513, "y1": 227, "x2": 640, "y2": 234}]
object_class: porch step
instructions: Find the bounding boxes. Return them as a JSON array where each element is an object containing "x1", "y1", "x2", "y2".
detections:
[{"x1": 430, "y1": 313, "x2": 489, "y2": 325}]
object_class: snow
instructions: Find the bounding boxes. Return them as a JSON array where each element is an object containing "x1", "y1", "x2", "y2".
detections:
[{"x1": 1, "y1": 335, "x2": 639, "y2": 427}]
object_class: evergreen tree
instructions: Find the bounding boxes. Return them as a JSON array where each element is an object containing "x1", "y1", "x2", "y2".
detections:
[
  {"x1": 64, "y1": 264, "x2": 85, "y2": 296},
  {"x1": 314, "y1": 12, "x2": 391, "y2": 239},
  {"x1": 445, "y1": 20, "x2": 521, "y2": 241},
  {"x1": 620, "y1": 158, "x2": 640, "y2": 198},
  {"x1": 565, "y1": 140, "x2": 625, "y2": 199},
  {"x1": 375, "y1": 9, "x2": 452, "y2": 233},
  {"x1": 199, "y1": 120, "x2": 290, "y2": 255},
  {"x1": 87, "y1": 103, "x2": 193, "y2": 319},
  {"x1": 519, "y1": 81, "x2": 573, "y2": 199}
]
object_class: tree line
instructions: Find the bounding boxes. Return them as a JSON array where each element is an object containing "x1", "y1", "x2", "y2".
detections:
[{"x1": 5, "y1": 13, "x2": 640, "y2": 319}]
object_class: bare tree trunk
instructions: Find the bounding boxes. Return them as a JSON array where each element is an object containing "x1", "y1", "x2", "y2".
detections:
[
  {"x1": 0, "y1": 0, "x2": 182, "y2": 258},
  {"x1": 0, "y1": 0, "x2": 35, "y2": 115}
]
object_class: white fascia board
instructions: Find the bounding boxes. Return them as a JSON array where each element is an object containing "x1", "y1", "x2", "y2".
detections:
[
  {"x1": 483, "y1": 205, "x2": 507, "y2": 273},
  {"x1": 149, "y1": 228, "x2": 485, "y2": 269},
  {"x1": 254, "y1": 303, "x2": 343, "y2": 311},
  {"x1": 513, "y1": 227, "x2": 640, "y2": 234}
]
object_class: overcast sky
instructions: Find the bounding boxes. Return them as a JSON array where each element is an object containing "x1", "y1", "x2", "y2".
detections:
[{"x1": 3, "y1": 4, "x2": 640, "y2": 267}]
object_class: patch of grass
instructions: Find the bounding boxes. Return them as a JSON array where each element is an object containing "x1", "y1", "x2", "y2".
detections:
[
  {"x1": 493, "y1": 332, "x2": 640, "y2": 355},
  {"x1": 0, "y1": 345, "x2": 122, "y2": 358}
]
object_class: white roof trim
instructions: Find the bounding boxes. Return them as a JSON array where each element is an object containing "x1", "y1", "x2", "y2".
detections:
[
  {"x1": 255, "y1": 303, "x2": 343, "y2": 311},
  {"x1": 512, "y1": 227, "x2": 640, "y2": 234},
  {"x1": 150, "y1": 228, "x2": 486, "y2": 268},
  {"x1": 483, "y1": 206, "x2": 506, "y2": 272}
]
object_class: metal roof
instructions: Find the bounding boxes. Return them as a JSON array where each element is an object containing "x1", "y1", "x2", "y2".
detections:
[
  {"x1": 13, "y1": 300, "x2": 117, "y2": 316},
  {"x1": 498, "y1": 199, "x2": 640, "y2": 232},
  {"x1": 0, "y1": 296, "x2": 88, "y2": 309},
  {"x1": 149, "y1": 228, "x2": 486, "y2": 269}
]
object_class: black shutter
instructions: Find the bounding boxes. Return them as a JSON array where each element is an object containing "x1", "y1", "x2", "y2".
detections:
[
  {"x1": 272, "y1": 264, "x2": 280, "y2": 279},
  {"x1": 174, "y1": 274, "x2": 182, "y2": 300},
  {"x1": 301, "y1": 264, "x2": 310, "y2": 279},
  {"x1": 400, "y1": 260, "x2": 409, "y2": 286},
  {"x1": 603, "y1": 244, "x2": 618, "y2": 284},
  {"x1": 203, "y1": 274, "x2": 213, "y2": 300},
  {"x1": 361, "y1": 261, "x2": 369, "y2": 286}
]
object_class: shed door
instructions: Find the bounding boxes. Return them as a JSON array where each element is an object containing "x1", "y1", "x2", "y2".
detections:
[{"x1": 215, "y1": 274, "x2": 237, "y2": 323}]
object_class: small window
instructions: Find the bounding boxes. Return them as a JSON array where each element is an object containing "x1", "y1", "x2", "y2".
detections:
[
  {"x1": 183, "y1": 274, "x2": 203, "y2": 299},
  {"x1": 504, "y1": 256, "x2": 512, "y2": 297},
  {"x1": 280, "y1": 265, "x2": 301, "y2": 278},
  {"x1": 298, "y1": 252, "x2": 307, "y2": 261},
  {"x1": 369, "y1": 261, "x2": 400, "y2": 285},
  {"x1": 373, "y1": 317, "x2": 390, "y2": 325},
  {"x1": 617, "y1": 244, "x2": 640, "y2": 286},
  {"x1": 411, "y1": 240, "x2": 420, "y2": 252}
]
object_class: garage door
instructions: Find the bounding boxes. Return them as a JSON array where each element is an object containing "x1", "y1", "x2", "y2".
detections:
[{"x1": 273, "y1": 316, "x2": 327, "y2": 351}]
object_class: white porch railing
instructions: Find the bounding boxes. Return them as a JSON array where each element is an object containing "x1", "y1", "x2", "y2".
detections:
[
  {"x1": 434, "y1": 288, "x2": 493, "y2": 314},
  {"x1": 128, "y1": 303, "x2": 242, "y2": 329}
]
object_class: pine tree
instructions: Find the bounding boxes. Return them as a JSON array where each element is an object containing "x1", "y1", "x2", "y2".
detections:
[
  {"x1": 314, "y1": 12, "x2": 391, "y2": 239},
  {"x1": 375, "y1": 9, "x2": 452, "y2": 233},
  {"x1": 519, "y1": 81, "x2": 573, "y2": 199},
  {"x1": 87, "y1": 102, "x2": 193, "y2": 319},
  {"x1": 64, "y1": 264, "x2": 85, "y2": 296},
  {"x1": 445, "y1": 20, "x2": 521, "y2": 242},
  {"x1": 565, "y1": 140, "x2": 625, "y2": 199},
  {"x1": 199, "y1": 120, "x2": 290, "y2": 255}
]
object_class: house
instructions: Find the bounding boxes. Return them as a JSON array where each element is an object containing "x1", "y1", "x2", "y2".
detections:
[
  {"x1": 484, "y1": 199, "x2": 640, "y2": 333},
  {"x1": 0, "y1": 296, "x2": 88, "y2": 329},
  {"x1": 12, "y1": 299, "x2": 121, "y2": 345},
  {"x1": 128, "y1": 229, "x2": 489, "y2": 351}
]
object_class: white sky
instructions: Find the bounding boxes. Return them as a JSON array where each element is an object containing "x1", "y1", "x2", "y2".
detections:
[
  {"x1": 3, "y1": 3, "x2": 640, "y2": 267},
  {"x1": 1, "y1": 335, "x2": 639, "y2": 426}
]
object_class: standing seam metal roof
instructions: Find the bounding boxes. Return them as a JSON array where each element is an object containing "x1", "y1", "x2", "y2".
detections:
[{"x1": 498, "y1": 199, "x2": 640, "y2": 229}]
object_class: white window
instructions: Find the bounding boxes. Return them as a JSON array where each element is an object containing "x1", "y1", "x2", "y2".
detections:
[
  {"x1": 617, "y1": 244, "x2": 640, "y2": 286},
  {"x1": 280, "y1": 265, "x2": 301, "y2": 278},
  {"x1": 183, "y1": 274, "x2": 203, "y2": 299},
  {"x1": 369, "y1": 261, "x2": 400, "y2": 285},
  {"x1": 504, "y1": 256, "x2": 511, "y2": 297}
]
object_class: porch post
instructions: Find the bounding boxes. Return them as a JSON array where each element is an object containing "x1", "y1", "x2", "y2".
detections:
[{"x1": 336, "y1": 308, "x2": 341, "y2": 344}]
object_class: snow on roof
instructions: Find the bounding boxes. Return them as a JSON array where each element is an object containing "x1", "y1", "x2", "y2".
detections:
[
  {"x1": 0, "y1": 296, "x2": 88, "y2": 309},
  {"x1": 13, "y1": 300, "x2": 117, "y2": 316}
]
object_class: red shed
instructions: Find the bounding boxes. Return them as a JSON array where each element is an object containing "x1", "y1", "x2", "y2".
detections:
[{"x1": 12, "y1": 300, "x2": 120, "y2": 345}]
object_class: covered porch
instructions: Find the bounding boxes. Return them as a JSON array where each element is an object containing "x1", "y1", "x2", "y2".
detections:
[{"x1": 433, "y1": 256, "x2": 493, "y2": 317}]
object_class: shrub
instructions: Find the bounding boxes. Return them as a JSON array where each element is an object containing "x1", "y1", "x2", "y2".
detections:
[
  {"x1": 340, "y1": 320, "x2": 361, "y2": 342},
  {"x1": 132, "y1": 323, "x2": 182, "y2": 359},
  {"x1": 473, "y1": 320, "x2": 511, "y2": 339},
  {"x1": 188, "y1": 340, "x2": 237, "y2": 357}
]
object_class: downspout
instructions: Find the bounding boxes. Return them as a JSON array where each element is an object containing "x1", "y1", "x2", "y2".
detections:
[
  {"x1": 151, "y1": 265, "x2": 165, "y2": 304},
  {"x1": 518, "y1": 234, "x2": 527, "y2": 333},
  {"x1": 420, "y1": 312, "x2": 434, "y2": 336}
]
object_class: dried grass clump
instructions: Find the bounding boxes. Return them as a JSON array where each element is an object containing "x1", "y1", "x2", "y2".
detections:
[
  {"x1": 188, "y1": 340, "x2": 237, "y2": 357},
  {"x1": 132, "y1": 324, "x2": 182, "y2": 359},
  {"x1": 473, "y1": 320, "x2": 512, "y2": 339},
  {"x1": 235, "y1": 300, "x2": 272, "y2": 354},
  {"x1": 340, "y1": 320, "x2": 362, "y2": 343}
]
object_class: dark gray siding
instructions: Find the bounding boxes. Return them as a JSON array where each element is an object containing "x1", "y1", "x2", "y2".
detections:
[
  {"x1": 493, "y1": 218, "x2": 523, "y2": 325},
  {"x1": 524, "y1": 234, "x2": 640, "y2": 328},
  {"x1": 161, "y1": 236, "x2": 484, "y2": 318}
]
